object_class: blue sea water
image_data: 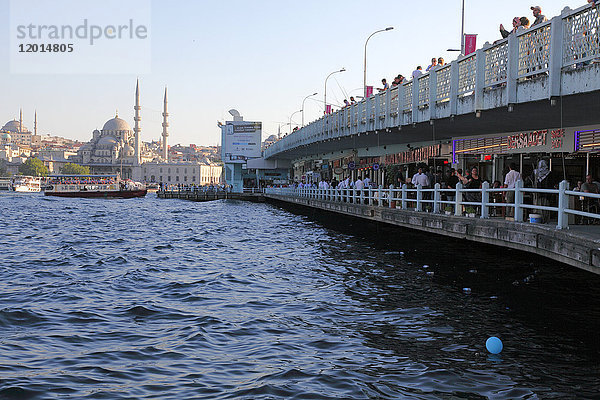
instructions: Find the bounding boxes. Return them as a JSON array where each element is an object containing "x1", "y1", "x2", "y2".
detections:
[{"x1": 0, "y1": 193, "x2": 599, "y2": 399}]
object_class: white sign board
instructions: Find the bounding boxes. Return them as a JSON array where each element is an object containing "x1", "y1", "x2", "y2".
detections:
[{"x1": 222, "y1": 121, "x2": 261, "y2": 164}]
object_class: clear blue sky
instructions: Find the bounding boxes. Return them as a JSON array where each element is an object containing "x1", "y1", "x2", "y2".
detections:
[{"x1": 0, "y1": 0, "x2": 589, "y2": 146}]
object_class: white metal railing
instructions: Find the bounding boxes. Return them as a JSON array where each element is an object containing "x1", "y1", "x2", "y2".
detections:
[
  {"x1": 265, "y1": 180, "x2": 600, "y2": 230},
  {"x1": 518, "y1": 20, "x2": 552, "y2": 78},
  {"x1": 436, "y1": 65, "x2": 452, "y2": 102},
  {"x1": 264, "y1": 3, "x2": 600, "y2": 158}
]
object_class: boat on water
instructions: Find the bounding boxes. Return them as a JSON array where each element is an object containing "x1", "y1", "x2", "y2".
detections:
[
  {"x1": 12, "y1": 176, "x2": 42, "y2": 193},
  {"x1": 45, "y1": 174, "x2": 147, "y2": 198},
  {"x1": 0, "y1": 177, "x2": 13, "y2": 191}
]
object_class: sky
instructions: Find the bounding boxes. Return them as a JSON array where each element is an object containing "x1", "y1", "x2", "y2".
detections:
[{"x1": 0, "y1": 0, "x2": 590, "y2": 146}]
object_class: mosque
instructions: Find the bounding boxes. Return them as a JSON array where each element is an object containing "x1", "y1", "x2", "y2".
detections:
[
  {"x1": 75, "y1": 80, "x2": 169, "y2": 180},
  {"x1": 0, "y1": 109, "x2": 35, "y2": 146}
]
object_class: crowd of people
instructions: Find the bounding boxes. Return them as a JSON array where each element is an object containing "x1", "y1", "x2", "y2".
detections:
[
  {"x1": 335, "y1": 1, "x2": 599, "y2": 113},
  {"x1": 286, "y1": 159, "x2": 600, "y2": 223}
]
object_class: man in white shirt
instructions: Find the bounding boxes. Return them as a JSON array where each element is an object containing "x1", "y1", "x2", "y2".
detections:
[
  {"x1": 363, "y1": 176, "x2": 371, "y2": 188},
  {"x1": 411, "y1": 167, "x2": 430, "y2": 187},
  {"x1": 504, "y1": 163, "x2": 521, "y2": 216}
]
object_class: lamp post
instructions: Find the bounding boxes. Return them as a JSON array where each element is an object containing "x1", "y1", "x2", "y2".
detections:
[
  {"x1": 302, "y1": 92, "x2": 318, "y2": 127},
  {"x1": 324, "y1": 68, "x2": 345, "y2": 115},
  {"x1": 289, "y1": 109, "x2": 302, "y2": 134},
  {"x1": 363, "y1": 27, "x2": 393, "y2": 98},
  {"x1": 447, "y1": 0, "x2": 465, "y2": 54}
]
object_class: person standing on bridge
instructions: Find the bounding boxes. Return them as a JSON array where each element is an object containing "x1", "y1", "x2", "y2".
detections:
[
  {"x1": 412, "y1": 66, "x2": 423, "y2": 79},
  {"x1": 530, "y1": 6, "x2": 547, "y2": 26},
  {"x1": 504, "y1": 163, "x2": 521, "y2": 217},
  {"x1": 426, "y1": 58, "x2": 437, "y2": 72},
  {"x1": 378, "y1": 79, "x2": 389, "y2": 92}
]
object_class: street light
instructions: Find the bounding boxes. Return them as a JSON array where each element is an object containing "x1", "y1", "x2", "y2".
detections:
[
  {"x1": 289, "y1": 109, "x2": 302, "y2": 134},
  {"x1": 302, "y1": 92, "x2": 318, "y2": 127},
  {"x1": 324, "y1": 68, "x2": 345, "y2": 115},
  {"x1": 447, "y1": 0, "x2": 466, "y2": 54},
  {"x1": 364, "y1": 27, "x2": 393, "y2": 98}
]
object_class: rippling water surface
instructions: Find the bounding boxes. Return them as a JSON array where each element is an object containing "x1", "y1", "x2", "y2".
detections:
[{"x1": 1, "y1": 193, "x2": 599, "y2": 399}]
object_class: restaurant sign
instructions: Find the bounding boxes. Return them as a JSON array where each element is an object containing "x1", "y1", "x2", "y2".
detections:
[
  {"x1": 453, "y1": 127, "x2": 573, "y2": 162},
  {"x1": 384, "y1": 144, "x2": 441, "y2": 165}
]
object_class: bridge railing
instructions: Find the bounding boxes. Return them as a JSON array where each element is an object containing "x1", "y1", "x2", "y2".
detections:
[
  {"x1": 264, "y1": 3, "x2": 600, "y2": 159},
  {"x1": 265, "y1": 180, "x2": 600, "y2": 229}
]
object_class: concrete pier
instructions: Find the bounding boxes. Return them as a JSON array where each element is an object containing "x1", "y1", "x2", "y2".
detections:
[
  {"x1": 157, "y1": 190, "x2": 265, "y2": 202},
  {"x1": 265, "y1": 193, "x2": 600, "y2": 275}
]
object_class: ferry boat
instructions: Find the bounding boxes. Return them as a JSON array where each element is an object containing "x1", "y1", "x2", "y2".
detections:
[
  {"x1": 12, "y1": 176, "x2": 42, "y2": 192},
  {"x1": 0, "y1": 177, "x2": 13, "y2": 191},
  {"x1": 45, "y1": 174, "x2": 147, "y2": 198}
]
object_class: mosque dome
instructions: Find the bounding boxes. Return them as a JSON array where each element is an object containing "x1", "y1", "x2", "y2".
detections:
[
  {"x1": 2, "y1": 120, "x2": 27, "y2": 133},
  {"x1": 102, "y1": 115, "x2": 131, "y2": 132},
  {"x1": 97, "y1": 136, "x2": 118, "y2": 147},
  {"x1": 266, "y1": 134, "x2": 278, "y2": 142},
  {"x1": 122, "y1": 144, "x2": 135, "y2": 156}
]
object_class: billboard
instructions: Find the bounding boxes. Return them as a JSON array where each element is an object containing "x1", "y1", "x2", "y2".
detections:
[{"x1": 222, "y1": 121, "x2": 262, "y2": 164}]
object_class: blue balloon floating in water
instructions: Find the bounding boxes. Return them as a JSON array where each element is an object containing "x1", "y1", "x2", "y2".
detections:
[{"x1": 486, "y1": 336, "x2": 503, "y2": 354}]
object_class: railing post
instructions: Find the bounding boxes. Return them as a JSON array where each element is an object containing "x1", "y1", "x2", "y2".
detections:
[
  {"x1": 507, "y1": 32, "x2": 519, "y2": 106},
  {"x1": 378, "y1": 185, "x2": 383, "y2": 207},
  {"x1": 402, "y1": 183, "x2": 408, "y2": 209},
  {"x1": 388, "y1": 184, "x2": 394, "y2": 208},
  {"x1": 368, "y1": 186, "x2": 373, "y2": 206},
  {"x1": 385, "y1": 89, "x2": 391, "y2": 128},
  {"x1": 449, "y1": 60, "x2": 459, "y2": 116},
  {"x1": 548, "y1": 15, "x2": 564, "y2": 98},
  {"x1": 412, "y1": 77, "x2": 419, "y2": 122},
  {"x1": 455, "y1": 182, "x2": 463, "y2": 216},
  {"x1": 429, "y1": 69, "x2": 438, "y2": 120},
  {"x1": 434, "y1": 182, "x2": 441, "y2": 213},
  {"x1": 556, "y1": 180, "x2": 568, "y2": 229},
  {"x1": 474, "y1": 47, "x2": 486, "y2": 112},
  {"x1": 514, "y1": 179, "x2": 524, "y2": 222},
  {"x1": 481, "y1": 180, "x2": 490, "y2": 218},
  {"x1": 416, "y1": 184, "x2": 423, "y2": 212},
  {"x1": 360, "y1": 187, "x2": 365, "y2": 205}
]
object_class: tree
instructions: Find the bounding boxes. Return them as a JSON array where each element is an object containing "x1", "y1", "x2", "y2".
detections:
[
  {"x1": 18, "y1": 157, "x2": 49, "y2": 177},
  {"x1": 61, "y1": 163, "x2": 90, "y2": 175}
]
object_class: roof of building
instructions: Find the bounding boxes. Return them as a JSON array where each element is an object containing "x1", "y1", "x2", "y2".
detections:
[{"x1": 102, "y1": 115, "x2": 132, "y2": 132}]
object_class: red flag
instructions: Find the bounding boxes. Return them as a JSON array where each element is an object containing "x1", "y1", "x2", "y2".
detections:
[
  {"x1": 464, "y1": 34, "x2": 477, "y2": 56},
  {"x1": 366, "y1": 86, "x2": 374, "y2": 98}
]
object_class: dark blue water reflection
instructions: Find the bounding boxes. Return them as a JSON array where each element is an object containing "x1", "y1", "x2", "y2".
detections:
[{"x1": 0, "y1": 194, "x2": 598, "y2": 399}]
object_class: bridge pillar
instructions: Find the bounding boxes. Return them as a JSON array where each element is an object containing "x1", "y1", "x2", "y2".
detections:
[
  {"x1": 412, "y1": 77, "x2": 419, "y2": 123},
  {"x1": 506, "y1": 33, "x2": 519, "y2": 106},
  {"x1": 474, "y1": 47, "x2": 486, "y2": 112},
  {"x1": 429, "y1": 69, "x2": 438, "y2": 119},
  {"x1": 548, "y1": 15, "x2": 564, "y2": 99},
  {"x1": 449, "y1": 60, "x2": 459, "y2": 116}
]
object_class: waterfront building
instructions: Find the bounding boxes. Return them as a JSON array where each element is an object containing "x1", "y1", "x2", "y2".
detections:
[{"x1": 142, "y1": 162, "x2": 222, "y2": 185}]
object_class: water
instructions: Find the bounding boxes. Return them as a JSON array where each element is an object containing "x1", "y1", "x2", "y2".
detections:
[{"x1": 1, "y1": 194, "x2": 599, "y2": 399}]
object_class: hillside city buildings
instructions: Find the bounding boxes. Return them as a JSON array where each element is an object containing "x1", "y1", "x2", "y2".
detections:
[{"x1": 1, "y1": 82, "x2": 223, "y2": 184}]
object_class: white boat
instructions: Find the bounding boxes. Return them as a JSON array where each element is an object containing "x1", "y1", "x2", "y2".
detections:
[
  {"x1": 0, "y1": 177, "x2": 13, "y2": 191},
  {"x1": 12, "y1": 176, "x2": 42, "y2": 192}
]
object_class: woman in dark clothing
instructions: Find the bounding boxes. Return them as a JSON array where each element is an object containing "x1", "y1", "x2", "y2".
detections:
[{"x1": 460, "y1": 166, "x2": 483, "y2": 203}]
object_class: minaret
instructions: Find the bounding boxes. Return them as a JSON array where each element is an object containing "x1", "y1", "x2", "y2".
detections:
[
  {"x1": 134, "y1": 79, "x2": 141, "y2": 165},
  {"x1": 161, "y1": 86, "x2": 169, "y2": 162},
  {"x1": 34, "y1": 111, "x2": 37, "y2": 135},
  {"x1": 19, "y1": 108, "x2": 23, "y2": 133}
]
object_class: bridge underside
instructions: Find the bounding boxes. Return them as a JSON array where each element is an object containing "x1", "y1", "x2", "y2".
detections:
[{"x1": 271, "y1": 90, "x2": 600, "y2": 160}]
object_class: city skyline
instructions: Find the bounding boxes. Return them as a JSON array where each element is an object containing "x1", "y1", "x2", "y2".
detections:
[{"x1": 0, "y1": 0, "x2": 589, "y2": 146}]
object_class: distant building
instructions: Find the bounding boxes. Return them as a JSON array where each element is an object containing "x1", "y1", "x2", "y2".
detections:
[{"x1": 142, "y1": 162, "x2": 222, "y2": 185}]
